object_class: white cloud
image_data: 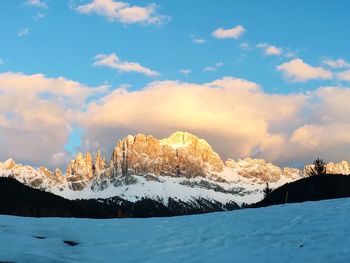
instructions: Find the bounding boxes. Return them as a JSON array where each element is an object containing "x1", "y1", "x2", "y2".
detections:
[
  {"x1": 277, "y1": 59, "x2": 333, "y2": 82},
  {"x1": 75, "y1": 0, "x2": 170, "y2": 25},
  {"x1": 77, "y1": 77, "x2": 304, "y2": 163},
  {"x1": 93, "y1": 53, "x2": 159, "y2": 77},
  {"x1": 4, "y1": 72, "x2": 350, "y2": 168},
  {"x1": 193, "y1": 38, "x2": 206, "y2": 44},
  {"x1": 23, "y1": 0, "x2": 48, "y2": 9},
  {"x1": 212, "y1": 25, "x2": 245, "y2": 39},
  {"x1": 17, "y1": 28, "x2": 31, "y2": 37},
  {"x1": 239, "y1": 42, "x2": 251, "y2": 50},
  {"x1": 203, "y1": 62, "x2": 224, "y2": 72},
  {"x1": 322, "y1": 58, "x2": 350, "y2": 69},
  {"x1": 179, "y1": 69, "x2": 192, "y2": 75},
  {"x1": 35, "y1": 12, "x2": 47, "y2": 19},
  {"x1": 0, "y1": 72, "x2": 107, "y2": 169},
  {"x1": 78, "y1": 79, "x2": 350, "y2": 166},
  {"x1": 337, "y1": 70, "x2": 350, "y2": 82},
  {"x1": 283, "y1": 51, "x2": 298, "y2": 58},
  {"x1": 284, "y1": 86, "x2": 350, "y2": 164},
  {"x1": 256, "y1": 43, "x2": 282, "y2": 56}
]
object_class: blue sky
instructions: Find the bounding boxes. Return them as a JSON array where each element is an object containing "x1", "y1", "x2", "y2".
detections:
[
  {"x1": 1, "y1": 0, "x2": 350, "y2": 168},
  {"x1": 1, "y1": 0, "x2": 350, "y2": 93}
]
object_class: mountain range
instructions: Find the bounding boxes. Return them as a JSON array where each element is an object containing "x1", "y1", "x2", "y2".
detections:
[{"x1": 1, "y1": 131, "x2": 350, "y2": 213}]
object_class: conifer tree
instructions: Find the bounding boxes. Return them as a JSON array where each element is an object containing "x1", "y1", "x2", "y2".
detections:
[
  {"x1": 263, "y1": 182, "x2": 272, "y2": 198},
  {"x1": 308, "y1": 158, "x2": 327, "y2": 176}
]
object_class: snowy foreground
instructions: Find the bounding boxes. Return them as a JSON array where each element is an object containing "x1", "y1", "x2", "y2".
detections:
[{"x1": 1, "y1": 198, "x2": 350, "y2": 263}]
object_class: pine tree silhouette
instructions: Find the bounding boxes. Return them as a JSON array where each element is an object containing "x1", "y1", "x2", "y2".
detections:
[
  {"x1": 263, "y1": 182, "x2": 272, "y2": 198},
  {"x1": 308, "y1": 158, "x2": 327, "y2": 176}
]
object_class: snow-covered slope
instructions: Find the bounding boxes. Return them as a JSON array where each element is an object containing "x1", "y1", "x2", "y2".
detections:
[
  {"x1": 1, "y1": 198, "x2": 350, "y2": 262},
  {"x1": 51, "y1": 174, "x2": 288, "y2": 205}
]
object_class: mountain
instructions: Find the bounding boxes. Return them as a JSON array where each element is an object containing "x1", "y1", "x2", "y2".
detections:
[{"x1": 1, "y1": 131, "x2": 349, "y2": 212}]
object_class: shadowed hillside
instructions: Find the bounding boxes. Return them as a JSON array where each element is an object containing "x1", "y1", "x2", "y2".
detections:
[
  {"x1": 0, "y1": 177, "x2": 124, "y2": 218},
  {"x1": 0, "y1": 178, "x2": 238, "y2": 218},
  {"x1": 250, "y1": 174, "x2": 350, "y2": 208}
]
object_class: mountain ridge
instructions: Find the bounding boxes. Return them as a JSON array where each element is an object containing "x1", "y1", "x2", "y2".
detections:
[{"x1": 1, "y1": 131, "x2": 349, "y2": 207}]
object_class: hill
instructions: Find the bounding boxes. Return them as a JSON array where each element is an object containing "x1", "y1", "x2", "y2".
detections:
[
  {"x1": 0, "y1": 177, "x2": 238, "y2": 218},
  {"x1": 251, "y1": 174, "x2": 350, "y2": 208}
]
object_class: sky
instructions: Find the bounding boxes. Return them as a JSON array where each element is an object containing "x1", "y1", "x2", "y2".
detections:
[{"x1": 1, "y1": 0, "x2": 350, "y2": 169}]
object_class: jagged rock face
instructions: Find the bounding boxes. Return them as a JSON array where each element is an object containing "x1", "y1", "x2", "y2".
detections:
[
  {"x1": 225, "y1": 159, "x2": 236, "y2": 169},
  {"x1": 162, "y1": 132, "x2": 224, "y2": 172},
  {"x1": 0, "y1": 159, "x2": 66, "y2": 191},
  {"x1": 66, "y1": 153, "x2": 93, "y2": 191},
  {"x1": 111, "y1": 132, "x2": 224, "y2": 179},
  {"x1": 0, "y1": 132, "x2": 305, "y2": 194},
  {"x1": 234, "y1": 158, "x2": 283, "y2": 182},
  {"x1": 326, "y1": 161, "x2": 350, "y2": 175},
  {"x1": 1, "y1": 159, "x2": 16, "y2": 170},
  {"x1": 303, "y1": 161, "x2": 350, "y2": 176},
  {"x1": 95, "y1": 150, "x2": 106, "y2": 172},
  {"x1": 283, "y1": 167, "x2": 301, "y2": 179},
  {"x1": 3, "y1": 131, "x2": 350, "y2": 208},
  {"x1": 65, "y1": 150, "x2": 108, "y2": 191},
  {"x1": 54, "y1": 168, "x2": 62, "y2": 177},
  {"x1": 226, "y1": 158, "x2": 301, "y2": 183}
]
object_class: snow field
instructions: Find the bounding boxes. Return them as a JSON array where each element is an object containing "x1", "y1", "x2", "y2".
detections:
[{"x1": 1, "y1": 198, "x2": 350, "y2": 262}]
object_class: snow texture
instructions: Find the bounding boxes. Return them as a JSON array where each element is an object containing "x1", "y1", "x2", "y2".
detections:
[
  {"x1": 52, "y1": 174, "x2": 283, "y2": 205},
  {"x1": 1, "y1": 198, "x2": 350, "y2": 262}
]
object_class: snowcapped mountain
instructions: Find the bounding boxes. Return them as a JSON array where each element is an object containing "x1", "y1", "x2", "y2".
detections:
[{"x1": 1, "y1": 131, "x2": 349, "y2": 208}]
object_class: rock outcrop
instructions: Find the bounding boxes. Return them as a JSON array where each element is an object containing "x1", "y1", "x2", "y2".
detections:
[
  {"x1": 65, "y1": 151, "x2": 107, "y2": 191},
  {"x1": 225, "y1": 158, "x2": 301, "y2": 182},
  {"x1": 111, "y1": 132, "x2": 224, "y2": 179},
  {"x1": 326, "y1": 161, "x2": 350, "y2": 175},
  {"x1": 1, "y1": 159, "x2": 16, "y2": 170},
  {"x1": 227, "y1": 158, "x2": 288, "y2": 183},
  {"x1": 0, "y1": 159, "x2": 66, "y2": 191}
]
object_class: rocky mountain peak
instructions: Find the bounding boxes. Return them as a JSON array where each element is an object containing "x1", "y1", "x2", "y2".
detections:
[
  {"x1": 65, "y1": 150, "x2": 104, "y2": 190},
  {"x1": 326, "y1": 161, "x2": 350, "y2": 174},
  {"x1": 54, "y1": 168, "x2": 62, "y2": 177},
  {"x1": 94, "y1": 150, "x2": 106, "y2": 171},
  {"x1": 1, "y1": 158, "x2": 16, "y2": 170},
  {"x1": 110, "y1": 132, "x2": 224, "y2": 178},
  {"x1": 225, "y1": 157, "x2": 301, "y2": 182},
  {"x1": 162, "y1": 131, "x2": 224, "y2": 171},
  {"x1": 39, "y1": 166, "x2": 53, "y2": 177},
  {"x1": 161, "y1": 131, "x2": 210, "y2": 149}
]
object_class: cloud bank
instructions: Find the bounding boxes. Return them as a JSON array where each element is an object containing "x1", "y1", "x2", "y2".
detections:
[
  {"x1": 2, "y1": 72, "x2": 350, "y2": 168},
  {"x1": 0, "y1": 72, "x2": 107, "y2": 168}
]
